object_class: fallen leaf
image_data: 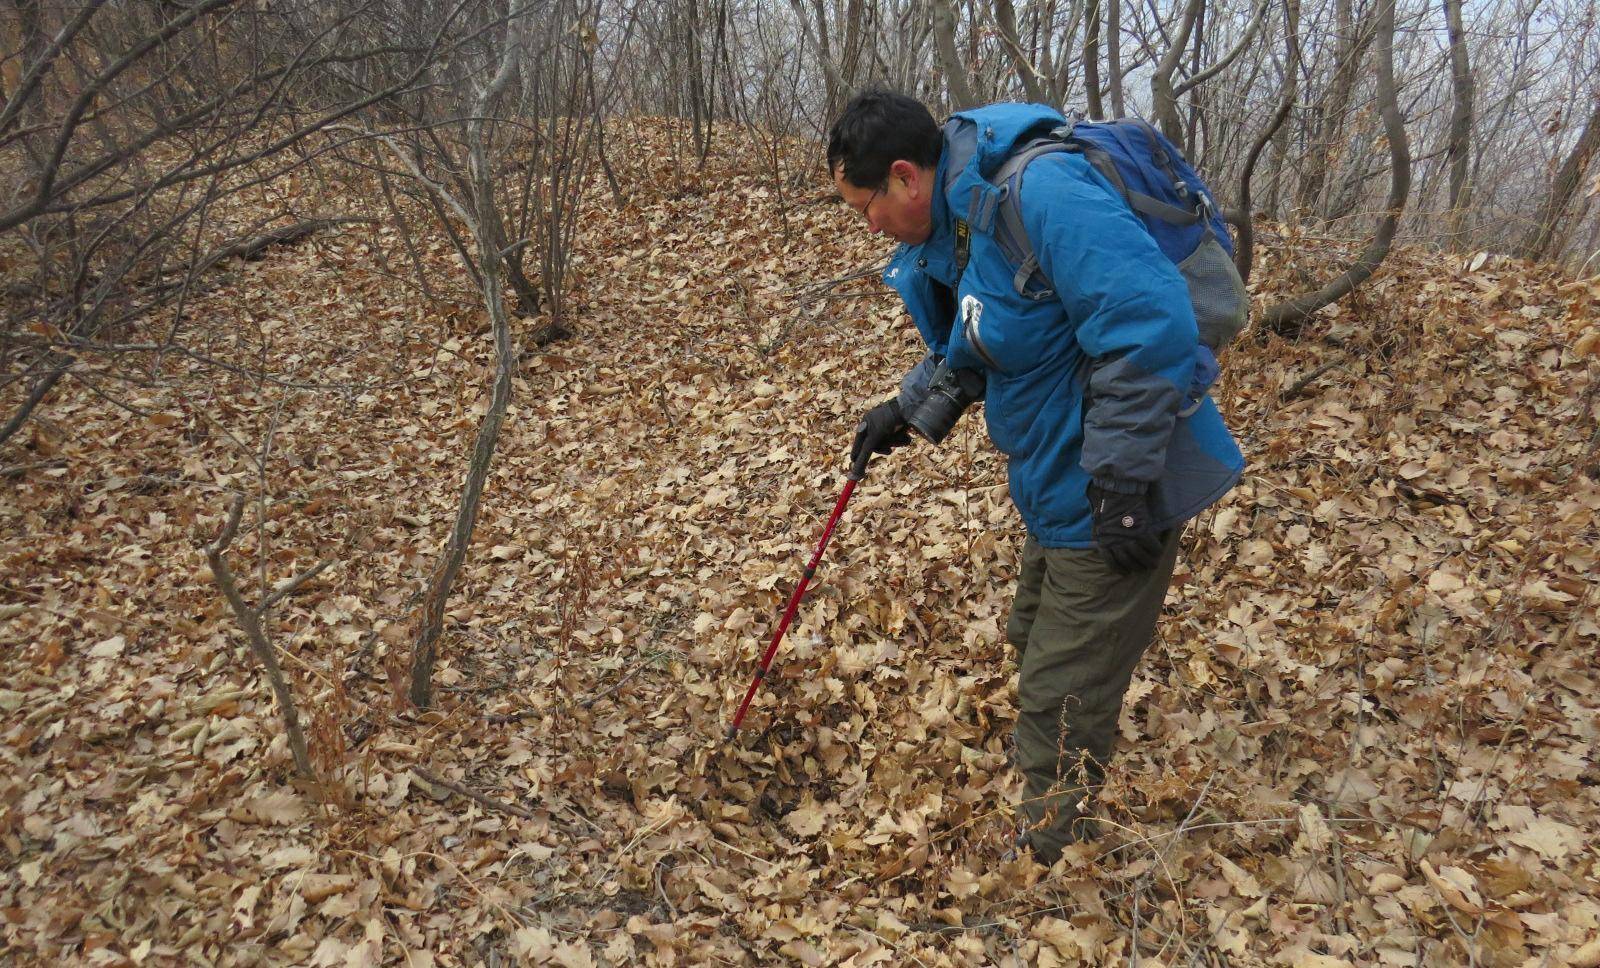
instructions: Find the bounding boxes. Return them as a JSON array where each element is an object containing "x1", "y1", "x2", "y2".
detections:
[
  {"x1": 229, "y1": 792, "x2": 306, "y2": 826},
  {"x1": 1420, "y1": 860, "x2": 1484, "y2": 915}
]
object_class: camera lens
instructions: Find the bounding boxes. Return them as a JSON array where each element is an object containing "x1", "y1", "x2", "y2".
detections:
[{"x1": 907, "y1": 388, "x2": 964, "y2": 444}]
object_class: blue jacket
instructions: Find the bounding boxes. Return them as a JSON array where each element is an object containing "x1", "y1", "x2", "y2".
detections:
[{"x1": 886, "y1": 103, "x2": 1244, "y2": 548}]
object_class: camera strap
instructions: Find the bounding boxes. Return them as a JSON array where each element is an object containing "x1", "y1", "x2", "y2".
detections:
[{"x1": 954, "y1": 218, "x2": 971, "y2": 283}]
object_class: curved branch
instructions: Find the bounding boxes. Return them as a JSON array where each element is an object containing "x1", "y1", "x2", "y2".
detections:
[
  {"x1": 1235, "y1": 0, "x2": 1301, "y2": 284},
  {"x1": 1260, "y1": 0, "x2": 1409, "y2": 332},
  {"x1": 1173, "y1": 0, "x2": 1272, "y2": 98}
]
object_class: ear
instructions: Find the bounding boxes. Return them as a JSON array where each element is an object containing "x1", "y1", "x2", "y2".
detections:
[{"x1": 889, "y1": 159, "x2": 921, "y2": 192}]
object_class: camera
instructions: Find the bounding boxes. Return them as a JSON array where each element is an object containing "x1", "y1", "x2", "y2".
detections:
[{"x1": 906, "y1": 361, "x2": 985, "y2": 444}]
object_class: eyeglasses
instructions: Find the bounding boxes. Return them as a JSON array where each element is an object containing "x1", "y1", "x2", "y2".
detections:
[
  {"x1": 863, "y1": 184, "x2": 885, "y2": 221},
  {"x1": 854, "y1": 183, "x2": 885, "y2": 223}
]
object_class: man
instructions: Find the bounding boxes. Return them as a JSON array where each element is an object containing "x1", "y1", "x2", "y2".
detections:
[{"x1": 829, "y1": 90, "x2": 1244, "y2": 864}]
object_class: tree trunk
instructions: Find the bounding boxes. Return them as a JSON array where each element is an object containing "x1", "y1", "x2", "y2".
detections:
[
  {"x1": 839, "y1": 0, "x2": 867, "y2": 96},
  {"x1": 409, "y1": 45, "x2": 523, "y2": 710},
  {"x1": 1184, "y1": 0, "x2": 1205, "y2": 151},
  {"x1": 1084, "y1": 0, "x2": 1104, "y2": 119},
  {"x1": 787, "y1": 0, "x2": 852, "y2": 115},
  {"x1": 1150, "y1": 0, "x2": 1204, "y2": 149},
  {"x1": 1108, "y1": 0, "x2": 1125, "y2": 117},
  {"x1": 685, "y1": 0, "x2": 708, "y2": 162},
  {"x1": 993, "y1": 0, "x2": 1044, "y2": 103},
  {"x1": 1518, "y1": 97, "x2": 1600, "y2": 263},
  {"x1": 1261, "y1": 0, "x2": 1409, "y2": 333},
  {"x1": 1296, "y1": 0, "x2": 1371, "y2": 219},
  {"x1": 932, "y1": 0, "x2": 978, "y2": 109},
  {"x1": 1442, "y1": 0, "x2": 1475, "y2": 250}
]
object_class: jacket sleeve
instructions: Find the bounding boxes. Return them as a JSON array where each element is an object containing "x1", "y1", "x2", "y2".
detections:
[
  {"x1": 896, "y1": 353, "x2": 940, "y2": 414},
  {"x1": 1020, "y1": 156, "x2": 1199, "y2": 491}
]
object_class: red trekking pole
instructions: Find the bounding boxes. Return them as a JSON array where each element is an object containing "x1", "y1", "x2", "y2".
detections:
[{"x1": 725, "y1": 458, "x2": 869, "y2": 743}]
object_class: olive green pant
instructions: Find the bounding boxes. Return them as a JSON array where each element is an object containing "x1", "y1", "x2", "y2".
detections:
[{"x1": 1006, "y1": 529, "x2": 1181, "y2": 862}]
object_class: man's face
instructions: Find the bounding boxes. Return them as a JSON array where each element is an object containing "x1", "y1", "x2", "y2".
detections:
[{"x1": 833, "y1": 159, "x2": 935, "y2": 245}]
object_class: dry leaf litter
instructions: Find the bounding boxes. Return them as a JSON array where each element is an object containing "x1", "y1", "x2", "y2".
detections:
[{"x1": 2, "y1": 121, "x2": 1598, "y2": 967}]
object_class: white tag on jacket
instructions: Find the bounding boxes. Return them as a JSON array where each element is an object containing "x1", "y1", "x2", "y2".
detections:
[
  {"x1": 961, "y1": 294, "x2": 1002, "y2": 371},
  {"x1": 961, "y1": 294, "x2": 983, "y2": 328}
]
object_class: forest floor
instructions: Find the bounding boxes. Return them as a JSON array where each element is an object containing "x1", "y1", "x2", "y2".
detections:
[{"x1": 2, "y1": 122, "x2": 1598, "y2": 967}]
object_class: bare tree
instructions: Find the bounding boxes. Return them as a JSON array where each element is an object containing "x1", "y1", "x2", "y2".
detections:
[
  {"x1": 1519, "y1": 94, "x2": 1600, "y2": 262},
  {"x1": 205, "y1": 497, "x2": 324, "y2": 780},
  {"x1": 0, "y1": 0, "x2": 467, "y2": 449},
  {"x1": 991, "y1": 0, "x2": 1047, "y2": 103},
  {"x1": 1441, "y1": 0, "x2": 1476, "y2": 249},
  {"x1": 406, "y1": 37, "x2": 526, "y2": 709},
  {"x1": 1149, "y1": 0, "x2": 1205, "y2": 147},
  {"x1": 1294, "y1": 0, "x2": 1376, "y2": 220},
  {"x1": 1108, "y1": 0, "x2": 1127, "y2": 116},
  {"x1": 354, "y1": 0, "x2": 618, "y2": 708},
  {"x1": 783, "y1": 0, "x2": 859, "y2": 119},
  {"x1": 1084, "y1": 0, "x2": 1106, "y2": 118}
]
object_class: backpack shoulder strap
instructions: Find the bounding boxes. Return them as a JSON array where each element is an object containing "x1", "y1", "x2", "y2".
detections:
[
  {"x1": 940, "y1": 117, "x2": 977, "y2": 206},
  {"x1": 989, "y1": 134, "x2": 1075, "y2": 295},
  {"x1": 990, "y1": 127, "x2": 1156, "y2": 295},
  {"x1": 1103, "y1": 118, "x2": 1209, "y2": 227},
  {"x1": 940, "y1": 117, "x2": 980, "y2": 280}
]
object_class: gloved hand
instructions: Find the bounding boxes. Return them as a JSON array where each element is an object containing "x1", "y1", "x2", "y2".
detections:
[
  {"x1": 1088, "y1": 483, "x2": 1165, "y2": 573},
  {"x1": 849, "y1": 398, "x2": 911, "y2": 476}
]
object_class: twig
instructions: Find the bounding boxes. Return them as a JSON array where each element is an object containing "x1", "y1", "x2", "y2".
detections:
[
  {"x1": 1, "y1": 458, "x2": 65, "y2": 478},
  {"x1": 654, "y1": 857, "x2": 679, "y2": 921},
  {"x1": 260, "y1": 559, "x2": 335, "y2": 611},
  {"x1": 1331, "y1": 822, "x2": 1352, "y2": 936},
  {"x1": 655, "y1": 383, "x2": 675, "y2": 428},
  {"x1": 411, "y1": 765, "x2": 537, "y2": 820},
  {"x1": 1161, "y1": 772, "x2": 1217, "y2": 868},
  {"x1": 580, "y1": 666, "x2": 643, "y2": 709},
  {"x1": 1279, "y1": 359, "x2": 1343, "y2": 403},
  {"x1": 204, "y1": 495, "x2": 315, "y2": 779}
]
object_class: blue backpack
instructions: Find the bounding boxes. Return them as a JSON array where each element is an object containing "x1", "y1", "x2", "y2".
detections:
[{"x1": 943, "y1": 114, "x2": 1249, "y2": 363}]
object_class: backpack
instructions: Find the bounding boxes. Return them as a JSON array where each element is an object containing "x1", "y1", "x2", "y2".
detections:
[{"x1": 942, "y1": 114, "x2": 1250, "y2": 358}]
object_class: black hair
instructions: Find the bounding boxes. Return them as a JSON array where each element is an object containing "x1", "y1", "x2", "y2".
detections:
[{"x1": 826, "y1": 88, "x2": 941, "y2": 189}]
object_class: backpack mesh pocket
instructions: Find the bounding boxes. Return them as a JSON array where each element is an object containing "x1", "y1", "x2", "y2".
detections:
[{"x1": 1178, "y1": 236, "x2": 1249, "y2": 350}]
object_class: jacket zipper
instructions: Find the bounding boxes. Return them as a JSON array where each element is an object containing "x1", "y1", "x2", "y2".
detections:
[{"x1": 964, "y1": 302, "x2": 1003, "y2": 371}]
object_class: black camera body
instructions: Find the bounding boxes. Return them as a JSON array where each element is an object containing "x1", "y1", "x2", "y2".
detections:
[{"x1": 906, "y1": 361, "x2": 985, "y2": 444}]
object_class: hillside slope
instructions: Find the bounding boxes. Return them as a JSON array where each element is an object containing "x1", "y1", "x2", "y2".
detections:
[{"x1": 2, "y1": 125, "x2": 1597, "y2": 966}]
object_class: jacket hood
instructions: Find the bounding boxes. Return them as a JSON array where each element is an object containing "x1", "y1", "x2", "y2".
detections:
[
  {"x1": 940, "y1": 102, "x2": 1068, "y2": 232},
  {"x1": 945, "y1": 102, "x2": 1069, "y2": 179}
]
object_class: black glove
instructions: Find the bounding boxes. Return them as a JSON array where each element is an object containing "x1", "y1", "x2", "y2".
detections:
[
  {"x1": 1088, "y1": 483, "x2": 1165, "y2": 573},
  {"x1": 849, "y1": 398, "x2": 911, "y2": 476}
]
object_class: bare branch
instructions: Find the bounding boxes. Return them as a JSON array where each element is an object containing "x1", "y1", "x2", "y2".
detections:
[{"x1": 203, "y1": 496, "x2": 316, "y2": 780}]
